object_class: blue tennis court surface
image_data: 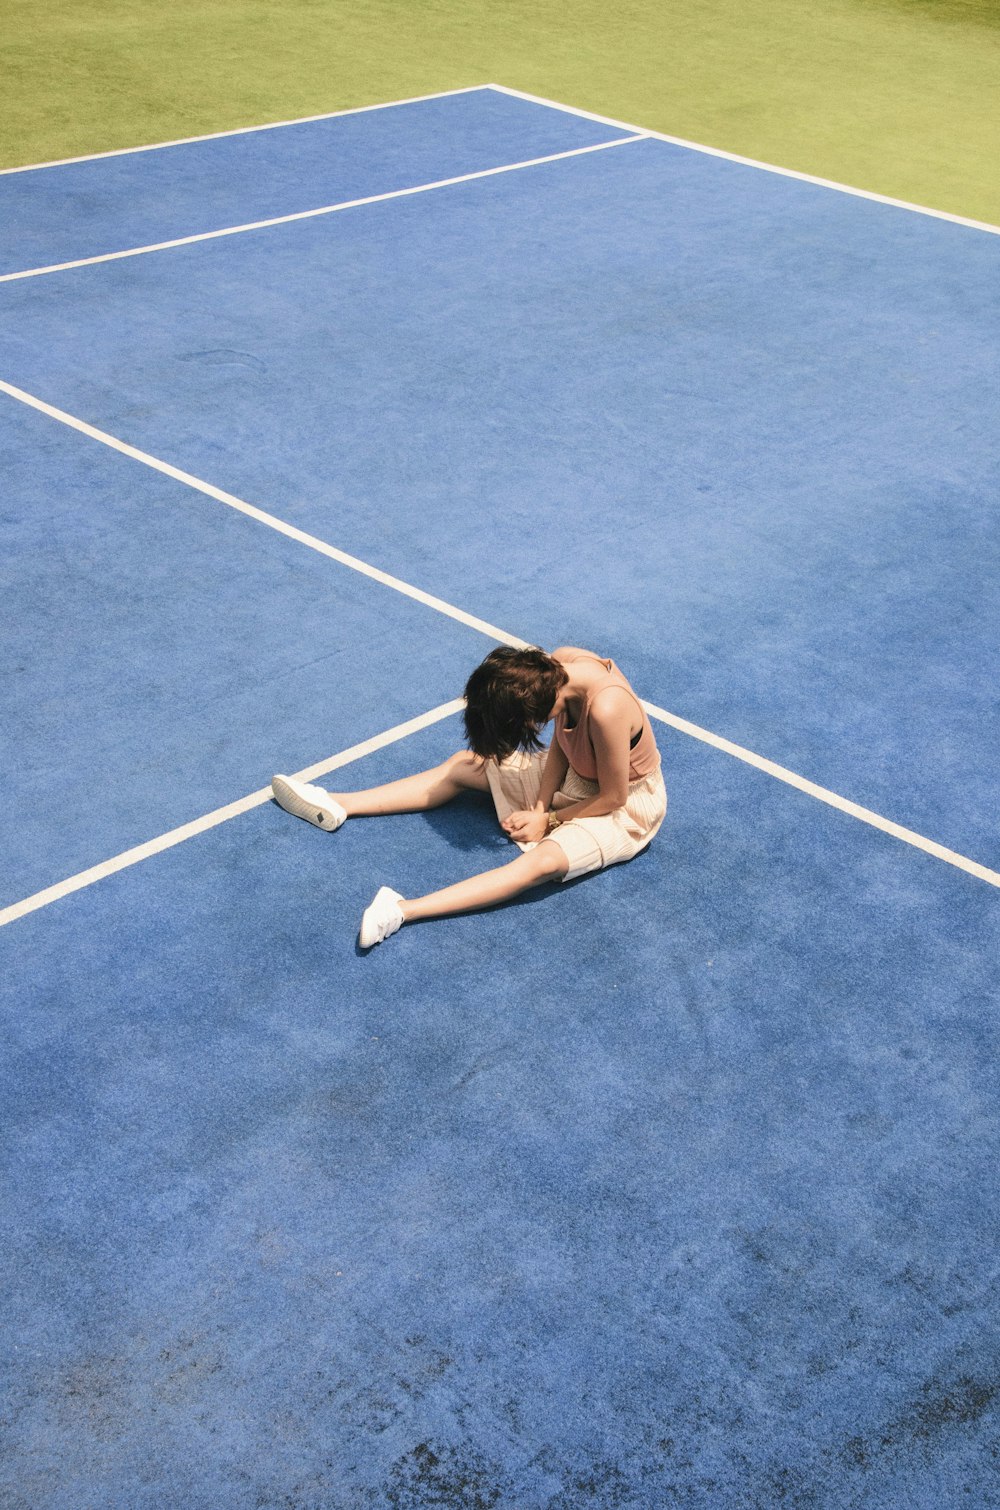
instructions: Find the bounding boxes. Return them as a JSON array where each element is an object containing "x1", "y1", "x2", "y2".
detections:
[
  {"x1": 0, "y1": 88, "x2": 635, "y2": 275},
  {"x1": 2, "y1": 86, "x2": 998, "y2": 1506},
  {"x1": 0, "y1": 396, "x2": 480, "y2": 907}
]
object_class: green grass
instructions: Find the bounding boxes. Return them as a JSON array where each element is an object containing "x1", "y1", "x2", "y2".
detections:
[{"x1": 2, "y1": 0, "x2": 999, "y2": 223}]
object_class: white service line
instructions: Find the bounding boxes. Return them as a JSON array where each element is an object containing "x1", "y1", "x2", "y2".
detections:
[
  {"x1": 487, "y1": 83, "x2": 1000, "y2": 237},
  {"x1": 0, "y1": 377, "x2": 527, "y2": 648},
  {"x1": 0, "y1": 699, "x2": 466, "y2": 928},
  {"x1": 0, "y1": 85, "x2": 493, "y2": 176},
  {"x1": 0, "y1": 134, "x2": 645, "y2": 283}
]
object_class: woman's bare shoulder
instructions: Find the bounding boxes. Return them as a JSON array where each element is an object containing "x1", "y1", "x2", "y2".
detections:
[
  {"x1": 551, "y1": 644, "x2": 600, "y2": 661},
  {"x1": 588, "y1": 682, "x2": 637, "y2": 726}
]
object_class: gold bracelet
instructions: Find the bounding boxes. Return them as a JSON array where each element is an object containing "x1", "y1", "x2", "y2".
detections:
[{"x1": 546, "y1": 811, "x2": 562, "y2": 831}]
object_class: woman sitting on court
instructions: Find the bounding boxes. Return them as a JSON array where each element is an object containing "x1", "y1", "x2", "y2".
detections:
[{"x1": 271, "y1": 646, "x2": 667, "y2": 946}]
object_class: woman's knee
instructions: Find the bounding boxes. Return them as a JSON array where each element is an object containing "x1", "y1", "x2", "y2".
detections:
[
  {"x1": 528, "y1": 839, "x2": 570, "y2": 881},
  {"x1": 445, "y1": 749, "x2": 490, "y2": 791}
]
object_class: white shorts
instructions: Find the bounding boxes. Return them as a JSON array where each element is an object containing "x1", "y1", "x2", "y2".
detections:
[{"x1": 485, "y1": 749, "x2": 667, "y2": 883}]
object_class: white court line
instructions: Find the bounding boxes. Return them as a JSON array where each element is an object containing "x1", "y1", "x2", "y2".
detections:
[
  {"x1": 7, "y1": 76, "x2": 998, "y2": 239},
  {"x1": 488, "y1": 83, "x2": 1000, "y2": 237},
  {"x1": 2, "y1": 684, "x2": 995, "y2": 930},
  {"x1": 0, "y1": 85, "x2": 493, "y2": 176},
  {"x1": 0, "y1": 377, "x2": 524, "y2": 647},
  {"x1": 0, "y1": 700, "x2": 466, "y2": 929},
  {"x1": 642, "y1": 703, "x2": 1000, "y2": 890},
  {"x1": 0, "y1": 135, "x2": 645, "y2": 283},
  {"x1": 2, "y1": 376, "x2": 998, "y2": 897},
  {"x1": 2, "y1": 374, "x2": 998, "y2": 907}
]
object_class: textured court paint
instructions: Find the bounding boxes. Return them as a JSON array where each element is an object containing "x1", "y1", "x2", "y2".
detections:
[
  {"x1": 3, "y1": 0, "x2": 1000, "y2": 225},
  {"x1": 4, "y1": 373, "x2": 996, "y2": 902},
  {"x1": 1, "y1": 721, "x2": 997, "y2": 1507},
  {"x1": 0, "y1": 396, "x2": 490, "y2": 907},
  {"x1": 2, "y1": 56, "x2": 996, "y2": 1510},
  {"x1": 6, "y1": 690, "x2": 995, "y2": 934},
  {"x1": 643, "y1": 704, "x2": 1000, "y2": 890},
  {"x1": 0, "y1": 136, "x2": 644, "y2": 284},
  {"x1": 0, "y1": 89, "x2": 636, "y2": 277},
  {"x1": 0, "y1": 700, "x2": 465, "y2": 929},
  {"x1": 3, "y1": 125, "x2": 995, "y2": 872},
  {"x1": 0, "y1": 378, "x2": 523, "y2": 649}
]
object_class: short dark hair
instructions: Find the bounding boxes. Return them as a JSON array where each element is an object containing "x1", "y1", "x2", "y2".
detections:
[{"x1": 463, "y1": 647, "x2": 568, "y2": 762}]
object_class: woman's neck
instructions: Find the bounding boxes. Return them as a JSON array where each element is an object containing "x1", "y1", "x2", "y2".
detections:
[{"x1": 554, "y1": 674, "x2": 590, "y2": 721}]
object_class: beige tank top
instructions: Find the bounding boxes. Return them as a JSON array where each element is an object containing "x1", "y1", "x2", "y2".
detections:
[{"x1": 554, "y1": 654, "x2": 660, "y2": 782}]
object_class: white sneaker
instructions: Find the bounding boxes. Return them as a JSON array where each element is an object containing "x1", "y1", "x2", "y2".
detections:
[
  {"x1": 271, "y1": 774, "x2": 347, "y2": 831},
  {"x1": 359, "y1": 887, "x2": 405, "y2": 948}
]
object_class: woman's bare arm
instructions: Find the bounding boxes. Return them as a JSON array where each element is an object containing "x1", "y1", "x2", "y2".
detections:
[
  {"x1": 544, "y1": 687, "x2": 633, "y2": 825},
  {"x1": 503, "y1": 688, "x2": 636, "y2": 839}
]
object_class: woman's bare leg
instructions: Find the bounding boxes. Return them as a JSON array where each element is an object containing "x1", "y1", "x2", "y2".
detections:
[
  {"x1": 334, "y1": 750, "x2": 490, "y2": 816},
  {"x1": 399, "y1": 840, "x2": 569, "y2": 923}
]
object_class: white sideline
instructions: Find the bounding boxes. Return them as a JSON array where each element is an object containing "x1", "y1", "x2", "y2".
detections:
[
  {"x1": 0, "y1": 700, "x2": 466, "y2": 928},
  {"x1": 0, "y1": 85, "x2": 493, "y2": 176},
  {"x1": 487, "y1": 84, "x2": 1000, "y2": 238},
  {"x1": 0, "y1": 135, "x2": 644, "y2": 283}
]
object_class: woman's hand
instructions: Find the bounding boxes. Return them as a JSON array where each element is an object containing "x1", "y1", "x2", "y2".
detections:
[{"x1": 502, "y1": 807, "x2": 550, "y2": 845}]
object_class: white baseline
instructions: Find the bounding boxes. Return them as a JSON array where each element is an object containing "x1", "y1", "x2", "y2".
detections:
[
  {"x1": 0, "y1": 378, "x2": 997, "y2": 920},
  {"x1": 0, "y1": 135, "x2": 645, "y2": 283}
]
